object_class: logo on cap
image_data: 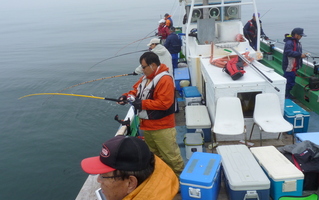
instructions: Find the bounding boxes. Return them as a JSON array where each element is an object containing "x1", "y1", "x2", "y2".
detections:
[{"x1": 101, "y1": 146, "x2": 110, "y2": 158}]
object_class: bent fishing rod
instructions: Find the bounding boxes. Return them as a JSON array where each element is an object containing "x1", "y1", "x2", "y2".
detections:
[
  {"x1": 19, "y1": 93, "x2": 126, "y2": 103},
  {"x1": 114, "y1": 32, "x2": 157, "y2": 56},
  {"x1": 57, "y1": 73, "x2": 135, "y2": 93},
  {"x1": 230, "y1": 47, "x2": 280, "y2": 92},
  {"x1": 87, "y1": 49, "x2": 148, "y2": 72}
]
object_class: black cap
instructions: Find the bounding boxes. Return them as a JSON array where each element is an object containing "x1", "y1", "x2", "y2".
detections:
[
  {"x1": 292, "y1": 28, "x2": 307, "y2": 37},
  {"x1": 81, "y1": 136, "x2": 152, "y2": 174}
]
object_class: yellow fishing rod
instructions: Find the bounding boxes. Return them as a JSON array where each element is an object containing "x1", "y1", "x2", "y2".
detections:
[
  {"x1": 57, "y1": 73, "x2": 134, "y2": 93},
  {"x1": 19, "y1": 93, "x2": 123, "y2": 102}
]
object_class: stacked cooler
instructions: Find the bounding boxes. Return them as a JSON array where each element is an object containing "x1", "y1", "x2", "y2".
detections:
[
  {"x1": 284, "y1": 99, "x2": 310, "y2": 134},
  {"x1": 180, "y1": 152, "x2": 221, "y2": 200},
  {"x1": 250, "y1": 146, "x2": 304, "y2": 200},
  {"x1": 185, "y1": 105, "x2": 212, "y2": 142},
  {"x1": 216, "y1": 145, "x2": 270, "y2": 200}
]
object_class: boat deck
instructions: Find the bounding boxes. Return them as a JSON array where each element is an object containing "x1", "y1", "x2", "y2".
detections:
[{"x1": 173, "y1": 99, "x2": 319, "y2": 200}]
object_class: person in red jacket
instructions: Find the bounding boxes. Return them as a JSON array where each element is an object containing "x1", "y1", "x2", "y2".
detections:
[
  {"x1": 157, "y1": 19, "x2": 170, "y2": 44},
  {"x1": 117, "y1": 52, "x2": 184, "y2": 177}
]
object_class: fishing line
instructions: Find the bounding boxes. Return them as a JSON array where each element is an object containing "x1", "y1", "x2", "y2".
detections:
[
  {"x1": 19, "y1": 93, "x2": 124, "y2": 102},
  {"x1": 57, "y1": 73, "x2": 135, "y2": 93},
  {"x1": 114, "y1": 33, "x2": 156, "y2": 56},
  {"x1": 87, "y1": 49, "x2": 148, "y2": 72}
]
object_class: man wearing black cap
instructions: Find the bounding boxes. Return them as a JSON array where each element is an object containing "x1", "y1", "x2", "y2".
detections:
[
  {"x1": 282, "y1": 27, "x2": 308, "y2": 99},
  {"x1": 81, "y1": 135, "x2": 179, "y2": 200}
]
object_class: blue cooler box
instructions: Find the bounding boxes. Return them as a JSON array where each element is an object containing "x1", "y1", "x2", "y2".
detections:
[
  {"x1": 180, "y1": 152, "x2": 221, "y2": 200},
  {"x1": 295, "y1": 132, "x2": 319, "y2": 145},
  {"x1": 182, "y1": 86, "x2": 202, "y2": 106},
  {"x1": 216, "y1": 145, "x2": 270, "y2": 200},
  {"x1": 284, "y1": 99, "x2": 310, "y2": 134},
  {"x1": 250, "y1": 146, "x2": 304, "y2": 200},
  {"x1": 185, "y1": 105, "x2": 212, "y2": 142},
  {"x1": 174, "y1": 67, "x2": 190, "y2": 93}
]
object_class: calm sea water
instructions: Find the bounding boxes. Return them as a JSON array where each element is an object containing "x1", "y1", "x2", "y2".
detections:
[{"x1": 0, "y1": 0, "x2": 318, "y2": 199}]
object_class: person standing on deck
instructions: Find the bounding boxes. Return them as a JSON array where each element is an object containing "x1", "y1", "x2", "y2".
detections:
[
  {"x1": 157, "y1": 19, "x2": 170, "y2": 45},
  {"x1": 243, "y1": 13, "x2": 269, "y2": 50},
  {"x1": 164, "y1": 13, "x2": 173, "y2": 28},
  {"x1": 164, "y1": 27, "x2": 182, "y2": 70},
  {"x1": 133, "y1": 38, "x2": 173, "y2": 76},
  {"x1": 282, "y1": 27, "x2": 308, "y2": 99},
  {"x1": 118, "y1": 52, "x2": 184, "y2": 177},
  {"x1": 81, "y1": 135, "x2": 179, "y2": 200}
]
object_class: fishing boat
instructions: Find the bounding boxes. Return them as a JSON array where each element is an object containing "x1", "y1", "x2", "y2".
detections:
[{"x1": 76, "y1": 0, "x2": 319, "y2": 199}]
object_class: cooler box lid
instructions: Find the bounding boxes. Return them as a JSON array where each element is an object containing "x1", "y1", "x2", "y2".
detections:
[
  {"x1": 250, "y1": 146, "x2": 304, "y2": 181},
  {"x1": 284, "y1": 99, "x2": 309, "y2": 117},
  {"x1": 174, "y1": 67, "x2": 190, "y2": 81},
  {"x1": 216, "y1": 145, "x2": 270, "y2": 190},
  {"x1": 186, "y1": 105, "x2": 211, "y2": 129},
  {"x1": 180, "y1": 152, "x2": 221, "y2": 187},
  {"x1": 184, "y1": 133, "x2": 204, "y2": 146},
  {"x1": 183, "y1": 86, "x2": 201, "y2": 98},
  {"x1": 295, "y1": 132, "x2": 319, "y2": 145}
]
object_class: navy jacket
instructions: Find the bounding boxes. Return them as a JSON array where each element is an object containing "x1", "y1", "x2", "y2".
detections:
[
  {"x1": 282, "y1": 34, "x2": 303, "y2": 72},
  {"x1": 164, "y1": 33, "x2": 181, "y2": 54}
]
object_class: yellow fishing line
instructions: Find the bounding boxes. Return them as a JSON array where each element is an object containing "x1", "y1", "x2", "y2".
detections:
[{"x1": 19, "y1": 93, "x2": 105, "y2": 100}]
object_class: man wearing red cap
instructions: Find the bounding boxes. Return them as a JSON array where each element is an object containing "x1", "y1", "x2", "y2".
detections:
[{"x1": 81, "y1": 135, "x2": 179, "y2": 200}]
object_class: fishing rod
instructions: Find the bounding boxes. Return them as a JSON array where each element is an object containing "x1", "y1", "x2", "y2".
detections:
[
  {"x1": 87, "y1": 49, "x2": 148, "y2": 72},
  {"x1": 19, "y1": 93, "x2": 126, "y2": 103},
  {"x1": 230, "y1": 47, "x2": 280, "y2": 92},
  {"x1": 114, "y1": 32, "x2": 157, "y2": 56},
  {"x1": 57, "y1": 73, "x2": 135, "y2": 93}
]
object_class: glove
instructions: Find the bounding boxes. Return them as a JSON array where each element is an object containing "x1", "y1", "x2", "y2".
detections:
[
  {"x1": 131, "y1": 98, "x2": 142, "y2": 110},
  {"x1": 118, "y1": 95, "x2": 127, "y2": 105},
  {"x1": 264, "y1": 36, "x2": 269, "y2": 40},
  {"x1": 132, "y1": 71, "x2": 138, "y2": 75}
]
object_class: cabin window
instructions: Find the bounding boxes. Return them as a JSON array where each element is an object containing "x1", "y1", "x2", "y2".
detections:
[{"x1": 237, "y1": 92, "x2": 261, "y2": 118}]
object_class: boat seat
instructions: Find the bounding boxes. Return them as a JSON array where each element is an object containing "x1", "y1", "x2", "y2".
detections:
[
  {"x1": 249, "y1": 93, "x2": 294, "y2": 146},
  {"x1": 212, "y1": 96, "x2": 246, "y2": 144}
]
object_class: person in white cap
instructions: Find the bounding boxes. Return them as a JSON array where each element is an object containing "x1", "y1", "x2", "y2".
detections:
[
  {"x1": 157, "y1": 19, "x2": 170, "y2": 44},
  {"x1": 133, "y1": 38, "x2": 173, "y2": 76}
]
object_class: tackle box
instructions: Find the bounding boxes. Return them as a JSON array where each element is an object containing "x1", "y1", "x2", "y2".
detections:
[
  {"x1": 182, "y1": 86, "x2": 202, "y2": 106},
  {"x1": 250, "y1": 146, "x2": 304, "y2": 200},
  {"x1": 284, "y1": 99, "x2": 310, "y2": 134},
  {"x1": 185, "y1": 105, "x2": 212, "y2": 142},
  {"x1": 295, "y1": 132, "x2": 319, "y2": 145},
  {"x1": 174, "y1": 67, "x2": 190, "y2": 93},
  {"x1": 216, "y1": 145, "x2": 270, "y2": 200},
  {"x1": 184, "y1": 133, "x2": 204, "y2": 159},
  {"x1": 180, "y1": 152, "x2": 221, "y2": 200}
]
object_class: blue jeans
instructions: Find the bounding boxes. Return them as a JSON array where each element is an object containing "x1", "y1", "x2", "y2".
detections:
[{"x1": 171, "y1": 53, "x2": 179, "y2": 69}]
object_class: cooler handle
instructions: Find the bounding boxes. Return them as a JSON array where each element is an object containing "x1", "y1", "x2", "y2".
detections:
[
  {"x1": 294, "y1": 114, "x2": 304, "y2": 128},
  {"x1": 188, "y1": 187, "x2": 201, "y2": 198},
  {"x1": 244, "y1": 191, "x2": 260, "y2": 200}
]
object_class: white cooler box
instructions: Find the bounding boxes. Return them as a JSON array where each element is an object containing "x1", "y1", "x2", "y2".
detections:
[
  {"x1": 180, "y1": 152, "x2": 221, "y2": 200},
  {"x1": 186, "y1": 105, "x2": 212, "y2": 142},
  {"x1": 184, "y1": 133, "x2": 204, "y2": 159},
  {"x1": 250, "y1": 146, "x2": 304, "y2": 200},
  {"x1": 216, "y1": 145, "x2": 270, "y2": 200}
]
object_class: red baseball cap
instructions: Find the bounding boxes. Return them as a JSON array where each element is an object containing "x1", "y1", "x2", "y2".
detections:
[{"x1": 81, "y1": 135, "x2": 152, "y2": 174}]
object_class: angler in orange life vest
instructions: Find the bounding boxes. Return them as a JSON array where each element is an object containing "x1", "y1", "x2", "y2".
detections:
[
  {"x1": 164, "y1": 13, "x2": 173, "y2": 28},
  {"x1": 81, "y1": 135, "x2": 179, "y2": 200},
  {"x1": 243, "y1": 13, "x2": 269, "y2": 50},
  {"x1": 117, "y1": 52, "x2": 184, "y2": 177}
]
